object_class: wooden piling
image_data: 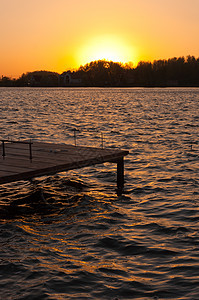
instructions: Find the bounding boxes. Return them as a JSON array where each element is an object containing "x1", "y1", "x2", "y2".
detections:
[{"x1": 116, "y1": 157, "x2": 124, "y2": 196}]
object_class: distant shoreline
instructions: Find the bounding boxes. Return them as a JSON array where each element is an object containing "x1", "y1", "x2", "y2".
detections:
[
  {"x1": 1, "y1": 85, "x2": 199, "y2": 89},
  {"x1": 1, "y1": 56, "x2": 199, "y2": 88}
]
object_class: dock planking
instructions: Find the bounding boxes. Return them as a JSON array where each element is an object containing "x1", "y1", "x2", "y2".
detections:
[{"x1": 0, "y1": 141, "x2": 129, "y2": 194}]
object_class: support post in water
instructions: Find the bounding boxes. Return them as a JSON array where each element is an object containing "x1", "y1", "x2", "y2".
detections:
[
  {"x1": 2, "y1": 141, "x2": 5, "y2": 159},
  {"x1": 116, "y1": 157, "x2": 124, "y2": 196},
  {"x1": 29, "y1": 140, "x2": 33, "y2": 161}
]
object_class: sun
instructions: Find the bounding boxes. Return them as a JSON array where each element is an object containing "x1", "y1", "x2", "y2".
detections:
[{"x1": 77, "y1": 35, "x2": 138, "y2": 67}]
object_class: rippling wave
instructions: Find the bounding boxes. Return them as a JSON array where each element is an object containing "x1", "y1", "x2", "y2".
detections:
[{"x1": 0, "y1": 87, "x2": 199, "y2": 299}]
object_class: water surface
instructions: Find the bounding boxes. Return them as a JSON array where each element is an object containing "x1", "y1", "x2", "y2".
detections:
[{"x1": 0, "y1": 87, "x2": 199, "y2": 299}]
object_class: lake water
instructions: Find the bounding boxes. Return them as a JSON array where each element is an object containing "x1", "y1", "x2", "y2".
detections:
[{"x1": 0, "y1": 87, "x2": 199, "y2": 299}]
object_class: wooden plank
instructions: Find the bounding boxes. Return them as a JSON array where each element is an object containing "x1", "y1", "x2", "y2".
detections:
[
  {"x1": 0, "y1": 170, "x2": 18, "y2": 176},
  {"x1": 1, "y1": 147, "x2": 128, "y2": 166},
  {"x1": 0, "y1": 151, "x2": 126, "y2": 168},
  {"x1": 1, "y1": 145, "x2": 128, "y2": 163}
]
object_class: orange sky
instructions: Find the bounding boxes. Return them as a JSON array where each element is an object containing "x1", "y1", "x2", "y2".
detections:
[{"x1": 0, "y1": 0, "x2": 199, "y2": 78}]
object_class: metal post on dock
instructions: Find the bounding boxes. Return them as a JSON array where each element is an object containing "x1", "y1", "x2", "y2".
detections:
[
  {"x1": 73, "y1": 128, "x2": 77, "y2": 146},
  {"x1": 73, "y1": 128, "x2": 80, "y2": 146},
  {"x1": 116, "y1": 157, "x2": 124, "y2": 196},
  {"x1": 101, "y1": 132, "x2": 104, "y2": 149}
]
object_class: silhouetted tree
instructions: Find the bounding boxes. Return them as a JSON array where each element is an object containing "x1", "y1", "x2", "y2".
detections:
[
  {"x1": 1, "y1": 56, "x2": 199, "y2": 87},
  {"x1": 15, "y1": 71, "x2": 59, "y2": 87},
  {"x1": 77, "y1": 60, "x2": 126, "y2": 86},
  {"x1": 0, "y1": 76, "x2": 13, "y2": 86}
]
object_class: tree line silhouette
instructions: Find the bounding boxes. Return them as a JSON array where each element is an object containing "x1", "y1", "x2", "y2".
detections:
[{"x1": 1, "y1": 55, "x2": 199, "y2": 87}]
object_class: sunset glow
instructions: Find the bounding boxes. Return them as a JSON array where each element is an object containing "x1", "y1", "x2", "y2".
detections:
[
  {"x1": 0, "y1": 0, "x2": 199, "y2": 77},
  {"x1": 77, "y1": 36, "x2": 138, "y2": 66}
]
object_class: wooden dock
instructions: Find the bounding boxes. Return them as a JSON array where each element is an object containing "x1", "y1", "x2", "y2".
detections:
[{"x1": 0, "y1": 140, "x2": 129, "y2": 195}]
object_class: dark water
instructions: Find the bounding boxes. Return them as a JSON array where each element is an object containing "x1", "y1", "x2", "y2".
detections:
[{"x1": 0, "y1": 87, "x2": 199, "y2": 299}]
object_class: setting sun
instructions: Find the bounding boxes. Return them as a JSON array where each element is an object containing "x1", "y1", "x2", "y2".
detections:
[
  {"x1": 77, "y1": 35, "x2": 138, "y2": 67},
  {"x1": 1, "y1": 0, "x2": 199, "y2": 77}
]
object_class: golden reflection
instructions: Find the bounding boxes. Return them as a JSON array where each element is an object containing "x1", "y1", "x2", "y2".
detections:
[
  {"x1": 39, "y1": 255, "x2": 130, "y2": 276},
  {"x1": 19, "y1": 224, "x2": 41, "y2": 235}
]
